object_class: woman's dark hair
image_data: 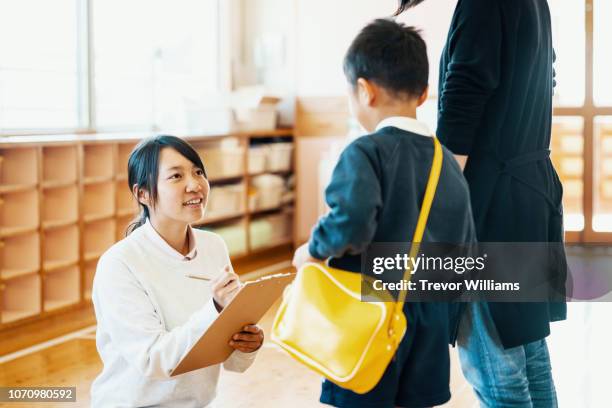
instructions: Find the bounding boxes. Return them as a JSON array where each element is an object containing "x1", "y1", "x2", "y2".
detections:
[
  {"x1": 126, "y1": 135, "x2": 206, "y2": 235},
  {"x1": 394, "y1": 0, "x2": 426, "y2": 16},
  {"x1": 343, "y1": 19, "x2": 428, "y2": 100}
]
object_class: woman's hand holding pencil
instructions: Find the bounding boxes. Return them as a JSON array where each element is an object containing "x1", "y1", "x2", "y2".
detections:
[{"x1": 211, "y1": 265, "x2": 242, "y2": 311}]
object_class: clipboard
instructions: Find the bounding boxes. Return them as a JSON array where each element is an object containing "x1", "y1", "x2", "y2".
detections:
[{"x1": 170, "y1": 272, "x2": 295, "y2": 376}]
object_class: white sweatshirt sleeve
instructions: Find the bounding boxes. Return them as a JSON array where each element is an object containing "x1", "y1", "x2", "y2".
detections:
[
  {"x1": 222, "y1": 349, "x2": 258, "y2": 373},
  {"x1": 93, "y1": 254, "x2": 219, "y2": 380}
]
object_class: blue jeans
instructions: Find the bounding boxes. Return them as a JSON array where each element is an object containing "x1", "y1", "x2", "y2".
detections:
[{"x1": 457, "y1": 303, "x2": 558, "y2": 408}]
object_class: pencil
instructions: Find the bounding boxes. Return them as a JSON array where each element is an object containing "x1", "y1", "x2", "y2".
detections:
[{"x1": 187, "y1": 275, "x2": 212, "y2": 281}]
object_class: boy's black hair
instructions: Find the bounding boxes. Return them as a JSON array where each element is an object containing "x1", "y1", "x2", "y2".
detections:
[
  {"x1": 343, "y1": 18, "x2": 428, "y2": 100},
  {"x1": 394, "y1": 0, "x2": 427, "y2": 16},
  {"x1": 126, "y1": 135, "x2": 206, "y2": 235}
]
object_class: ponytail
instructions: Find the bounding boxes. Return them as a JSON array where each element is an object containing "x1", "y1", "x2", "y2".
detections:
[
  {"x1": 393, "y1": 0, "x2": 426, "y2": 16},
  {"x1": 125, "y1": 206, "x2": 149, "y2": 236}
]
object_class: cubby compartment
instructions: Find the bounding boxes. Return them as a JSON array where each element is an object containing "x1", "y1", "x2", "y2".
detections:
[
  {"x1": 267, "y1": 142, "x2": 294, "y2": 172},
  {"x1": 83, "y1": 259, "x2": 97, "y2": 300},
  {"x1": 0, "y1": 232, "x2": 40, "y2": 280},
  {"x1": 42, "y1": 185, "x2": 78, "y2": 228},
  {"x1": 83, "y1": 182, "x2": 115, "y2": 221},
  {"x1": 206, "y1": 183, "x2": 246, "y2": 220},
  {"x1": 83, "y1": 144, "x2": 114, "y2": 181},
  {"x1": 248, "y1": 146, "x2": 268, "y2": 174},
  {"x1": 1, "y1": 273, "x2": 41, "y2": 323},
  {"x1": 117, "y1": 143, "x2": 136, "y2": 178},
  {"x1": 0, "y1": 189, "x2": 39, "y2": 236},
  {"x1": 195, "y1": 139, "x2": 245, "y2": 180},
  {"x1": 42, "y1": 145, "x2": 78, "y2": 186},
  {"x1": 0, "y1": 147, "x2": 38, "y2": 189},
  {"x1": 249, "y1": 210, "x2": 293, "y2": 250},
  {"x1": 43, "y1": 265, "x2": 80, "y2": 311},
  {"x1": 84, "y1": 218, "x2": 116, "y2": 261},
  {"x1": 43, "y1": 225, "x2": 79, "y2": 271},
  {"x1": 116, "y1": 181, "x2": 138, "y2": 216},
  {"x1": 249, "y1": 174, "x2": 286, "y2": 212},
  {"x1": 203, "y1": 221, "x2": 247, "y2": 256}
]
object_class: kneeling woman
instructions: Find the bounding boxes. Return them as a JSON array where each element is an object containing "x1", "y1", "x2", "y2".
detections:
[{"x1": 91, "y1": 135, "x2": 263, "y2": 407}]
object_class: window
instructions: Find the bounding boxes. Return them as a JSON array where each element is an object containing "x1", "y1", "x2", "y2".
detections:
[
  {"x1": 550, "y1": 117, "x2": 584, "y2": 231},
  {"x1": 93, "y1": 0, "x2": 220, "y2": 130},
  {"x1": 593, "y1": 0, "x2": 612, "y2": 106},
  {"x1": 0, "y1": 0, "x2": 81, "y2": 131},
  {"x1": 0, "y1": 0, "x2": 223, "y2": 133},
  {"x1": 550, "y1": 0, "x2": 612, "y2": 240},
  {"x1": 550, "y1": 0, "x2": 585, "y2": 107},
  {"x1": 594, "y1": 117, "x2": 612, "y2": 232}
]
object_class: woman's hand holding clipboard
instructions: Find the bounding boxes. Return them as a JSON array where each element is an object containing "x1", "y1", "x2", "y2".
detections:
[
  {"x1": 210, "y1": 266, "x2": 264, "y2": 353},
  {"x1": 171, "y1": 271, "x2": 295, "y2": 376}
]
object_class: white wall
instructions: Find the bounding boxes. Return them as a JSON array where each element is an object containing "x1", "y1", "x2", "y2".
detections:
[
  {"x1": 294, "y1": 0, "x2": 397, "y2": 96},
  {"x1": 236, "y1": 0, "x2": 457, "y2": 96}
]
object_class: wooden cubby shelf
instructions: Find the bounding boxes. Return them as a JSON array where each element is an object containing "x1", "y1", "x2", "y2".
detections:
[
  {"x1": 0, "y1": 190, "x2": 39, "y2": 237},
  {"x1": 0, "y1": 232, "x2": 40, "y2": 280},
  {"x1": 200, "y1": 219, "x2": 248, "y2": 257},
  {"x1": 84, "y1": 144, "x2": 114, "y2": 181},
  {"x1": 42, "y1": 145, "x2": 77, "y2": 185},
  {"x1": 83, "y1": 182, "x2": 115, "y2": 221},
  {"x1": 43, "y1": 225, "x2": 79, "y2": 271},
  {"x1": 248, "y1": 210, "x2": 293, "y2": 251},
  {"x1": 42, "y1": 185, "x2": 78, "y2": 227},
  {"x1": 44, "y1": 265, "x2": 80, "y2": 312},
  {"x1": 83, "y1": 176, "x2": 114, "y2": 185},
  {"x1": 0, "y1": 183, "x2": 38, "y2": 194},
  {"x1": 0, "y1": 147, "x2": 38, "y2": 189},
  {"x1": 84, "y1": 219, "x2": 116, "y2": 262},
  {"x1": 42, "y1": 180, "x2": 77, "y2": 189},
  {"x1": 1, "y1": 273, "x2": 41, "y2": 324},
  {"x1": 0, "y1": 130, "x2": 294, "y2": 330}
]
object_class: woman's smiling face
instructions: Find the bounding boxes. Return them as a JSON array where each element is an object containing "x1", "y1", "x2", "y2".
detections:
[{"x1": 148, "y1": 147, "x2": 209, "y2": 226}]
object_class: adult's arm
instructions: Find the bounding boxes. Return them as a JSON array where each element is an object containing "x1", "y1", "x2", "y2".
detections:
[{"x1": 437, "y1": 0, "x2": 502, "y2": 156}]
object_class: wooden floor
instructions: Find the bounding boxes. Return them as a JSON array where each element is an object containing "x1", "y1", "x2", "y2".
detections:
[
  {"x1": 2, "y1": 248, "x2": 611, "y2": 407},
  {"x1": 0, "y1": 299, "x2": 476, "y2": 408}
]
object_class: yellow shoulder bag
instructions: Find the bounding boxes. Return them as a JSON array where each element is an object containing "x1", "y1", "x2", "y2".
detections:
[{"x1": 271, "y1": 137, "x2": 443, "y2": 394}]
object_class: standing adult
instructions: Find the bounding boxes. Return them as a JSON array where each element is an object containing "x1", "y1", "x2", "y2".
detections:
[{"x1": 396, "y1": 0, "x2": 567, "y2": 406}]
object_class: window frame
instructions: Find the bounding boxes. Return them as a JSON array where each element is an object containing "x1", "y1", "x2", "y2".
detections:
[{"x1": 553, "y1": 0, "x2": 612, "y2": 243}]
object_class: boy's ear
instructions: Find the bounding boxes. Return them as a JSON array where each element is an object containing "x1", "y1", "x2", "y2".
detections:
[
  {"x1": 356, "y1": 78, "x2": 376, "y2": 106},
  {"x1": 132, "y1": 184, "x2": 150, "y2": 206},
  {"x1": 416, "y1": 85, "x2": 429, "y2": 107}
]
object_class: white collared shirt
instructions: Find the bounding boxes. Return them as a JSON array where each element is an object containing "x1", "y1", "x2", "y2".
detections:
[
  {"x1": 142, "y1": 218, "x2": 198, "y2": 260},
  {"x1": 375, "y1": 116, "x2": 433, "y2": 137},
  {"x1": 91, "y1": 220, "x2": 256, "y2": 408}
]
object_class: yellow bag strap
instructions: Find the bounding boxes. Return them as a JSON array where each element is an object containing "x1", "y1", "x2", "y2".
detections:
[{"x1": 396, "y1": 137, "x2": 443, "y2": 307}]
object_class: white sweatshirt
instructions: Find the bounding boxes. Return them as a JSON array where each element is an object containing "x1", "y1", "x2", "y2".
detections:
[{"x1": 91, "y1": 219, "x2": 256, "y2": 408}]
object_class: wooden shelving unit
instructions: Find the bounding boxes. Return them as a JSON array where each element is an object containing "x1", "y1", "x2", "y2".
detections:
[
  {"x1": 0, "y1": 130, "x2": 295, "y2": 331},
  {"x1": 0, "y1": 232, "x2": 40, "y2": 280}
]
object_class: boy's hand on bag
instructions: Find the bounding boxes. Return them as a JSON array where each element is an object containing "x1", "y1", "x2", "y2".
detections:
[
  {"x1": 211, "y1": 265, "x2": 242, "y2": 311},
  {"x1": 229, "y1": 325, "x2": 264, "y2": 353},
  {"x1": 292, "y1": 243, "x2": 318, "y2": 269}
]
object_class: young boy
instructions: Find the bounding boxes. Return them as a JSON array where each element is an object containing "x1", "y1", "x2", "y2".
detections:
[{"x1": 292, "y1": 19, "x2": 476, "y2": 408}]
